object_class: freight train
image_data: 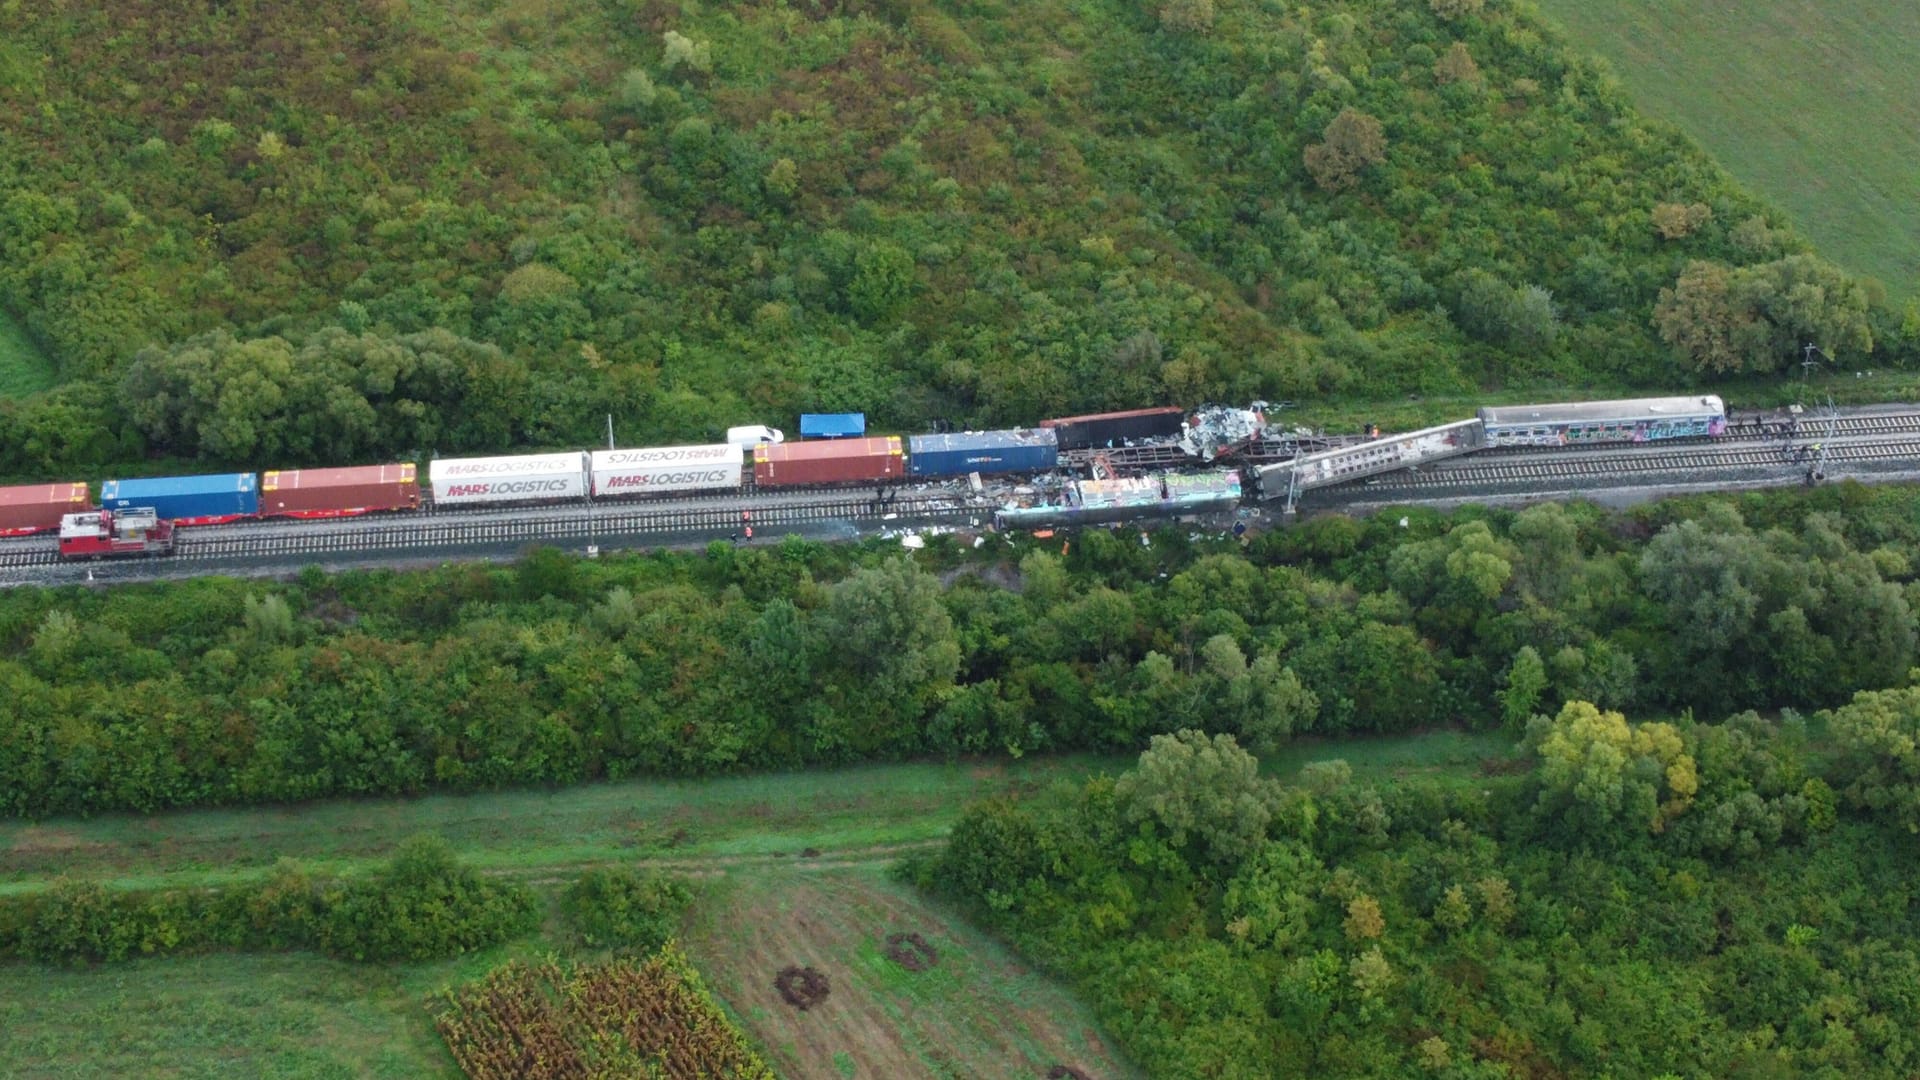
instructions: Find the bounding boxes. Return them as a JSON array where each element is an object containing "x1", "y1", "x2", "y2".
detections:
[{"x1": 0, "y1": 395, "x2": 1731, "y2": 560}]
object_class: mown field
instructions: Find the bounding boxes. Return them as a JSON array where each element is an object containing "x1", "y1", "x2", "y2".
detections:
[
  {"x1": 1534, "y1": 0, "x2": 1920, "y2": 297},
  {"x1": 0, "y1": 310, "x2": 56, "y2": 398},
  {"x1": 0, "y1": 755, "x2": 1136, "y2": 1077},
  {"x1": 0, "y1": 757, "x2": 1127, "y2": 894}
]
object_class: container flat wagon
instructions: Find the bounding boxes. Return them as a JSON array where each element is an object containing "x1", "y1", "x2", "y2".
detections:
[
  {"x1": 754, "y1": 436, "x2": 905, "y2": 486},
  {"x1": 0, "y1": 482, "x2": 93, "y2": 536},
  {"x1": 100, "y1": 472, "x2": 259, "y2": 526},
  {"x1": 261, "y1": 464, "x2": 421, "y2": 517},
  {"x1": 428, "y1": 453, "x2": 590, "y2": 506},
  {"x1": 590, "y1": 444, "x2": 742, "y2": 497},
  {"x1": 907, "y1": 429, "x2": 1058, "y2": 478},
  {"x1": 1040, "y1": 407, "x2": 1186, "y2": 451}
]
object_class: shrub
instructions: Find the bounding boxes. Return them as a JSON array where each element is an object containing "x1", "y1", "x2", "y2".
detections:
[{"x1": 559, "y1": 868, "x2": 694, "y2": 953}]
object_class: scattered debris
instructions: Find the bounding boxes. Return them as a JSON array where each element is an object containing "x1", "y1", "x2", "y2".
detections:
[
  {"x1": 774, "y1": 966, "x2": 831, "y2": 1011},
  {"x1": 884, "y1": 932, "x2": 940, "y2": 972},
  {"x1": 1178, "y1": 403, "x2": 1268, "y2": 461}
]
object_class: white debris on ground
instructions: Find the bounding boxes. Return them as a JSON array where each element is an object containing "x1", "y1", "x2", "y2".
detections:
[{"x1": 1178, "y1": 403, "x2": 1268, "y2": 461}]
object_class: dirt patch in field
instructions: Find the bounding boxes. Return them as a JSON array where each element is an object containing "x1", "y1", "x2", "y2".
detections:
[
  {"x1": 683, "y1": 867, "x2": 1139, "y2": 1078},
  {"x1": 774, "y1": 965, "x2": 831, "y2": 1010},
  {"x1": 885, "y1": 932, "x2": 939, "y2": 972}
]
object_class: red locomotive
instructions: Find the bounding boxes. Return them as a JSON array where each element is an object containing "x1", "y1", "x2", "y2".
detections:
[{"x1": 57, "y1": 508, "x2": 176, "y2": 559}]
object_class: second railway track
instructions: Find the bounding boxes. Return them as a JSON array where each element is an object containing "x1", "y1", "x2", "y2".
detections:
[{"x1": 1355, "y1": 437, "x2": 1920, "y2": 492}]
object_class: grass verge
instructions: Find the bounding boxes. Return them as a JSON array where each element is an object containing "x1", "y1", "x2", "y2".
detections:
[{"x1": 0, "y1": 756, "x2": 1129, "y2": 895}]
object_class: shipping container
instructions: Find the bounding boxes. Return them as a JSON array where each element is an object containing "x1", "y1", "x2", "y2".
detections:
[
  {"x1": 799, "y1": 413, "x2": 866, "y2": 438},
  {"x1": 429, "y1": 452, "x2": 589, "y2": 505},
  {"x1": 0, "y1": 482, "x2": 93, "y2": 536},
  {"x1": 1039, "y1": 407, "x2": 1185, "y2": 450},
  {"x1": 591, "y1": 444, "x2": 742, "y2": 496},
  {"x1": 754, "y1": 436, "x2": 905, "y2": 486},
  {"x1": 101, "y1": 472, "x2": 259, "y2": 525},
  {"x1": 261, "y1": 464, "x2": 421, "y2": 517},
  {"x1": 907, "y1": 429, "x2": 1058, "y2": 478}
]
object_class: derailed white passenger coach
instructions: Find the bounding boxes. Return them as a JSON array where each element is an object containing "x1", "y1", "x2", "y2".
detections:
[
  {"x1": 428, "y1": 452, "x2": 591, "y2": 505},
  {"x1": 590, "y1": 444, "x2": 742, "y2": 496}
]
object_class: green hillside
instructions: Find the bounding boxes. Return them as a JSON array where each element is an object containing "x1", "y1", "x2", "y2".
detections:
[
  {"x1": 1534, "y1": 0, "x2": 1920, "y2": 299},
  {"x1": 0, "y1": 310, "x2": 56, "y2": 398},
  {"x1": 0, "y1": 0, "x2": 1899, "y2": 475}
]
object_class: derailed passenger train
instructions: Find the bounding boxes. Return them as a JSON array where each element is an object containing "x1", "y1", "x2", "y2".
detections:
[
  {"x1": 1, "y1": 395, "x2": 1732, "y2": 558},
  {"x1": 1254, "y1": 394, "x2": 1730, "y2": 499}
]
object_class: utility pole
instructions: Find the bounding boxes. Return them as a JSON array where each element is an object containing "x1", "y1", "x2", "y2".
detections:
[{"x1": 606, "y1": 414, "x2": 615, "y2": 451}]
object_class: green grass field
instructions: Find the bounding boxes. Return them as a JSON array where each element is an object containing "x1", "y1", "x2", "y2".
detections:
[
  {"x1": 0, "y1": 309, "x2": 56, "y2": 397},
  {"x1": 0, "y1": 735, "x2": 1511, "y2": 1076},
  {"x1": 0, "y1": 756, "x2": 1131, "y2": 896},
  {"x1": 1533, "y1": 0, "x2": 1920, "y2": 297}
]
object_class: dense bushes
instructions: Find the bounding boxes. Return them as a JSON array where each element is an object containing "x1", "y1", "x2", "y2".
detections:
[
  {"x1": 559, "y1": 868, "x2": 694, "y2": 955},
  {"x1": 0, "y1": 836, "x2": 537, "y2": 965},
  {"x1": 2, "y1": 0, "x2": 1908, "y2": 476},
  {"x1": 921, "y1": 716, "x2": 1920, "y2": 1077},
  {"x1": 1, "y1": 485, "x2": 1915, "y2": 818}
]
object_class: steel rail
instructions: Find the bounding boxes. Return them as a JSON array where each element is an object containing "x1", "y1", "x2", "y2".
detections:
[{"x1": 1355, "y1": 437, "x2": 1920, "y2": 491}]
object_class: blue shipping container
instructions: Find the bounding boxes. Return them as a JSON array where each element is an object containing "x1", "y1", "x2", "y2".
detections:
[
  {"x1": 799, "y1": 413, "x2": 866, "y2": 438},
  {"x1": 100, "y1": 472, "x2": 259, "y2": 523},
  {"x1": 908, "y1": 429, "x2": 1059, "y2": 478}
]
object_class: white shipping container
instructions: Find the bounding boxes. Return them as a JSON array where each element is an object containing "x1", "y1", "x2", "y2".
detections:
[
  {"x1": 591, "y1": 444, "x2": 741, "y2": 495},
  {"x1": 429, "y1": 453, "x2": 590, "y2": 504}
]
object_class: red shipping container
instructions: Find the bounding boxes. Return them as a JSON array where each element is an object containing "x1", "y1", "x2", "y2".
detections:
[
  {"x1": 260, "y1": 464, "x2": 422, "y2": 518},
  {"x1": 754, "y1": 436, "x2": 905, "y2": 486},
  {"x1": 0, "y1": 482, "x2": 92, "y2": 536}
]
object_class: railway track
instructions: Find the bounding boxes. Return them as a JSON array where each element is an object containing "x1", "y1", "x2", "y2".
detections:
[
  {"x1": 1354, "y1": 436, "x2": 1920, "y2": 492},
  {"x1": 0, "y1": 494, "x2": 981, "y2": 572}
]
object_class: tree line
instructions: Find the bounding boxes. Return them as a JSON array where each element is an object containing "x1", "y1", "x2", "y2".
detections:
[
  {"x1": 1, "y1": 483, "x2": 1914, "y2": 819},
  {"x1": 917, "y1": 695, "x2": 1920, "y2": 1077}
]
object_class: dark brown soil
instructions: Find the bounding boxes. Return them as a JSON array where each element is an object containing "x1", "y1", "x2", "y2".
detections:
[
  {"x1": 884, "y1": 932, "x2": 939, "y2": 972},
  {"x1": 774, "y1": 965, "x2": 830, "y2": 1011},
  {"x1": 1046, "y1": 1067, "x2": 1094, "y2": 1080}
]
